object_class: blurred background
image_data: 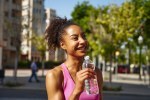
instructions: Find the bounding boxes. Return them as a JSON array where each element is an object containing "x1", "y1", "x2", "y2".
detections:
[{"x1": 0, "y1": 0, "x2": 150, "y2": 100}]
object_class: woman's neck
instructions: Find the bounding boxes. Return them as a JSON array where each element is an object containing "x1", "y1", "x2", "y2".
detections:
[{"x1": 64, "y1": 55, "x2": 84, "y2": 72}]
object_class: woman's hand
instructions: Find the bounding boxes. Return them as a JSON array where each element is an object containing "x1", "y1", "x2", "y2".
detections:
[
  {"x1": 74, "y1": 68, "x2": 95, "y2": 94},
  {"x1": 69, "y1": 68, "x2": 95, "y2": 100}
]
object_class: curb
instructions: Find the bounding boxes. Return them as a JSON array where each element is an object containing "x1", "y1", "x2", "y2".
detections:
[
  {"x1": 0, "y1": 85, "x2": 46, "y2": 91},
  {"x1": 103, "y1": 91, "x2": 150, "y2": 97},
  {"x1": 1, "y1": 85, "x2": 150, "y2": 97}
]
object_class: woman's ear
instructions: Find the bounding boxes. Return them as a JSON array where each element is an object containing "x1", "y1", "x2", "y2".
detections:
[{"x1": 60, "y1": 41, "x2": 66, "y2": 50}]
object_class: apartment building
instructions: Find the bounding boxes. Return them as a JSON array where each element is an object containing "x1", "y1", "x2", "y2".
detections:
[
  {"x1": 45, "y1": 8, "x2": 66, "y2": 61},
  {"x1": 0, "y1": 0, "x2": 22, "y2": 68},
  {"x1": 21, "y1": 0, "x2": 45, "y2": 61},
  {"x1": 0, "y1": 0, "x2": 3, "y2": 69},
  {"x1": 45, "y1": 8, "x2": 56, "y2": 24},
  {"x1": 45, "y1": 8, "x2": 56, "y2": 61}
]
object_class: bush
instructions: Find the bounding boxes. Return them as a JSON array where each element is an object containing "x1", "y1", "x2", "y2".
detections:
[
  {"x1": 103, "y1": 85, "x2": 122, "y2": 91},
  {"x1": 18, "y1": 60, "x2": 63, "y2": 69},
  {"x1": 18, "y1": 60, "x2": 31, "y2": 69},
  {"x1": 4, "y1": 81, "x2": 24, "y2": 87},
  {"x1": 44, "y1": 61, "x2": 63, "y2": 69}
]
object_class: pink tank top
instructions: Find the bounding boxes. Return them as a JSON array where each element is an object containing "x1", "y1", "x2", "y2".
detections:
[{"x1": 61, "y1": 63, "x2": 100, "y2": 100}]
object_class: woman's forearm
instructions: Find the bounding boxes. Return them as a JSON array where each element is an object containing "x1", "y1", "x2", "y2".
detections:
[{"x1": 69, "y1": 89, "x2": 81, "y2": 100}]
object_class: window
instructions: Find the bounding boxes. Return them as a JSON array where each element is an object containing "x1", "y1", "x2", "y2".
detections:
[
  {"x1": 4, "y1": 11, "x2": 9, "y2": 17},
  {"x1": 11, "y1": 9, "x2": 21, "y2": 18},
  {"x1": 12, "y1": 0, "x2": 21, "y2": 5},
  {"x1": 39, "y1": 0, "x2": 42, "y2": 4},
  {"x1": 10, "y1": 37, "x2": 15, "y2": 46},
  {"x1": 34, "y1": 0, "x2": 37, "y2": 3}
]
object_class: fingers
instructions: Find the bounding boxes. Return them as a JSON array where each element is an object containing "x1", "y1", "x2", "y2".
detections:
[
  {"x1": 74, "y1": 68, "x2": 96, "y2": 93},
  {"x1": 76, "y1": 68, "x2": 95, "y2": 81},
  {"x1": 80, "y1": 71, "x2": 94, "y2": 79},
  {"x1": 79, "y1": 68, "x2": 95, "y2": 75}
]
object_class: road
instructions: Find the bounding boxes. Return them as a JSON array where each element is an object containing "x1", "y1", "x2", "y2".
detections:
[
  {"x1": 0, "y1": 88, "x2": 150, "y2": 100},
  {"x1": 103, "y1": 93, "x2": 150, "y2": 100},
  {"x1": 0, "y1": 88, "x2": 47, "y2": 100}
]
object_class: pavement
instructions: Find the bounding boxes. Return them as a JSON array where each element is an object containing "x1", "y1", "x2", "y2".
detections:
[{"x1": 0, "y1": 69, "x2": 150, "y2": 97}]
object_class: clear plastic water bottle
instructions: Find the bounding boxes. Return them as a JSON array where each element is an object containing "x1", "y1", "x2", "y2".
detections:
[{"x1": 82, "y1": 56, "x2": 99, "y2": 95}]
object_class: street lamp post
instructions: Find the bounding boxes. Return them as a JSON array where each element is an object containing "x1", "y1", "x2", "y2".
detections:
[
  {"x1": 146, "y1": 55, "x2": 150, "y2": 87},
  {"x1": 138, "y1": 35, "x2": 143, "y2": 80},
  {"x1": 128, "y1": 38, "x2": 133, "y2": 72},
  {"x1": 115, "y1": 51, "x2": 120, "y2": 79}
]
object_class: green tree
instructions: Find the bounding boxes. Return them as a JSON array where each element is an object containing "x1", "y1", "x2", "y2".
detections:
[
  {"x1": 31, "y1": 33, "x2": 47, "y2": 77},
  {"x1": 4, "y1": 18, "x2": 21, "y2": 83},
  {"x1": 132, "y1": 0, "x2": 150, "y2": 48},
  {"x1": 71, "y1": 0, "x2": 150, "y2": 82},
  {"x1": 71, "y1": 1, "x2": 96, "y2": 33}
]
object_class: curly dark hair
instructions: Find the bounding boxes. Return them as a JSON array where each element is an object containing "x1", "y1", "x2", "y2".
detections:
[{"x1": 45, "y1": 17, "x2": 77, "y2": 50}]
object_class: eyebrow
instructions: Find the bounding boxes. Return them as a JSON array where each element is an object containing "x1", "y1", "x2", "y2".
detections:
[
  {"x1": 69, "y1": 32, "x2": 85, "y2": 37},
  {"x1": 70, "y1": 34, "x2": 78, "y2": 37}
]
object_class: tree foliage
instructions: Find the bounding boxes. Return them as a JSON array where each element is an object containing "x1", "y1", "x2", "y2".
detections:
[
  {"x1": 71, "y1": 0, "x2": 150, "y2": 64},
  {"x1": 31, "y1": 33, "x2": 47, "y2": 59},
  {"x1": 71, "y1": 1, "x2": 96, "y2": 33}
]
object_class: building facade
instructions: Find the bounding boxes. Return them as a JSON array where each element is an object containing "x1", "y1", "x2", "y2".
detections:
[
  {"x1": 0, "y1": 0, "x2": 4, "y2": 69},
  {"x1": 45, "y1": 8, "x2": 66, "y2": 62},
  {"x1": 21, "y1": 0, "x2": 45, "y2": 61},
  {"x1": 0, "y1": 0, "x2": 22, "y2": 68}
]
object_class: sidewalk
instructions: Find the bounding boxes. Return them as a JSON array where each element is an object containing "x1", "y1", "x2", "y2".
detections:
[
  {"x1": 104, "y1": 73, "x2": 150, "y2": 96},
  {"x1": 0, "y1": 69, "x2": 150, "y2": 96},
  {"x1": 0, "y1": 69, "x2": 46, "y2": 90}
]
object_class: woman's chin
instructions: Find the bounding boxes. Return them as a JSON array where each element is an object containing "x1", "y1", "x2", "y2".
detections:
[{"x1": 78, "y1": 53, "x2": 87, "y2": 57}]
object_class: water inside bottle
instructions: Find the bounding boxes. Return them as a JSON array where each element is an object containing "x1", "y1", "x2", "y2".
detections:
[{"x1": 85, "y1": 63, "x2": 99, "y2": 95}]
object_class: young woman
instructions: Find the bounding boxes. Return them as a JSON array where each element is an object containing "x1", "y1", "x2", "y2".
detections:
[{"x1": 45, "y1": 17, "x2": 103, "y2": 100}]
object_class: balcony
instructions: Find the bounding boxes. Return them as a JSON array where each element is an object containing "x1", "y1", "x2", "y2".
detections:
[
  {"x1": 12, "y1": 0, "x2": 21, "y2": 5},
  {"x1": 12, "y1": 3, "x2": 21, "y2": 11}
]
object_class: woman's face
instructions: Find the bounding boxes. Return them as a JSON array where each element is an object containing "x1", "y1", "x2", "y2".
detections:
[{"x1": 61, "y1": 25, "x2": 88, "y2": 57}]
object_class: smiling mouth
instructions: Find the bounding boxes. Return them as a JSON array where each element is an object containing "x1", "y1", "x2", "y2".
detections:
[{"x1": 77, "y1": 47, "x2": 87, "y2": 51}]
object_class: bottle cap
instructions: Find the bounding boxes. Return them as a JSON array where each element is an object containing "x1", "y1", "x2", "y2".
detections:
[{"x1": 84, "y1": 56, "x2": 90, "y2": 60}]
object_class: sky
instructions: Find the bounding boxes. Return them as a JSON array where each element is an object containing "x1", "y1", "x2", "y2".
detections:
[{"x1": 44, "y1": 0, "x2": 125, "y2": 19}]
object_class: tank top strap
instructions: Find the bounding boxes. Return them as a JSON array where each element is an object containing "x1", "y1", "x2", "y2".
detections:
[
  {"x1": 61, "y1": 63, "x2": 70, "y2": 77},
  {"x1": 61, "y1": 63, "x2": 70, "y2": 88}
]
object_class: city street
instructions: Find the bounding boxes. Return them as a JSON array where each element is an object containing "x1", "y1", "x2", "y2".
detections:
[
  {"x1": 0, "y1": 88, "x2": 150, "y2": 100},
  {"x1": 0, "y1": 69, "x2": 150, "y2": 100},
  {"x1": 0, "y1": 88, "x2": 47, "y2": 100},
  {"x1": 1, "y1": 0, "x2": 150, "y2": 99},
  {"x1": 103, "y1": 94, "x2": 150, "y2": 100}
]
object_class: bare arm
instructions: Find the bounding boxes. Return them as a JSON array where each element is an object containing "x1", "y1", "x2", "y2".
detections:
[
  {"x1": 96, "y1": 68, "x2": 103, "y2": 100},
  {"x1": 46, "y1": 68, "x2": 65, "y2": 100}
]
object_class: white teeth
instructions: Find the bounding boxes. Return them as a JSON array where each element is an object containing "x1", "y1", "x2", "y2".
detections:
[{"x1": 78, "y1": 47, "x2": 85, "y2": 50}]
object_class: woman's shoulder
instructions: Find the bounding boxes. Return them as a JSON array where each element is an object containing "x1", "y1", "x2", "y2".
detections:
[
  {"x1": 46, "y1": 65, "x2": 64, "y2": 99},
  {"x1": 46, "y1": 65, "x2": 63, "y2": 84},
  {"x1": 46, "y1": 65, "x2": 63, "y2": 79}
]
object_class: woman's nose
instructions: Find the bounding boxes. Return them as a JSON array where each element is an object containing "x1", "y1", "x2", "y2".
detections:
[{"x1": 79, "y1": 37, "x2": 86, "y2": 44}]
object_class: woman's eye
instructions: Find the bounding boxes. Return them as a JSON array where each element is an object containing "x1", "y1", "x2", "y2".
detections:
[
  {"x1": 72, "y1": 36, "x2": 78, "y2": 40},
  {"x1": 72, "y1": 37, "x2": 78, "y2": 40},
  {"x1": 82, "y1": 34, "x2": 86, "y2": 39}
]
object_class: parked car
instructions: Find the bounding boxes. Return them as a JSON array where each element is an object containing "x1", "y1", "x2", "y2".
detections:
[
  {"x1": 113, "y1": 64, "x2": 130, "y2": 74},
  {"x1": 133, "y1": 65, "x2": 150, "y2": 75}
]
